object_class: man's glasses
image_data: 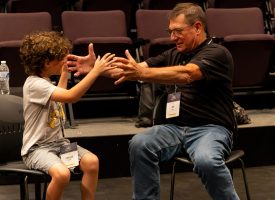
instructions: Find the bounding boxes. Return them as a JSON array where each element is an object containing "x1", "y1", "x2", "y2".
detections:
[{"x1": 167, "y1": 25, "x2": 192, "y2": 37}]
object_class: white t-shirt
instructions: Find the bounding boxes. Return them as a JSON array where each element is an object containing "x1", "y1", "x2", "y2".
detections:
[{"x1": 21, "y1": 76, "x2": 66, "y2": 156}]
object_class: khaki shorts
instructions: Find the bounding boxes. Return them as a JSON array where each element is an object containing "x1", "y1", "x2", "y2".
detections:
[{"x1": 22, "y1": 139, "x2": 90, "y2": 174}]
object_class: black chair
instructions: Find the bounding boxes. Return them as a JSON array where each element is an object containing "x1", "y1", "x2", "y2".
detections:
[
  {"x1": 0, "y1": 94, "x2": 48, "y2": 200},
  {"x1": 170, "y1": 150, "x2": 251, "y2": 200},
  {"x1": 152, "y1": 93, "x2": 251, "y2": 200}
]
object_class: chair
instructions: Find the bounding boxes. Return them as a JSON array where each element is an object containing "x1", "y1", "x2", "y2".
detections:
[
  {"x1": 170, "y1": 150, "x2": 251, "y2": 200},
  {"x1": 0, "y1": 94, "x2": 48, "y2": 200},
  {"x1": 79, "y1": 0, "x2": 141, "y2": 35},
  {"x1": 213, "y1": 0, "x2": 273, "y2": 34},
  {"x1": 61, "y1": 10, "x2": 138, "y2": 127},
  {"x1": 206, "y1": 7, "x2": 275, "y2": 95},
  {"x1": 141, "y1": 0, "x2": 207, "y2": 10},
  {"x1": 0, "y1": 12, "x2": 52, "y2": 97},
  {"x1": 6, "y1": 0, "x2": 70, "y2": 31},
  {"x1": 135, "y1": 9, "x2": 175, "y2": 61},
  {"x1": 152, "y1": 93, "x2": 251, "y2": 200}
]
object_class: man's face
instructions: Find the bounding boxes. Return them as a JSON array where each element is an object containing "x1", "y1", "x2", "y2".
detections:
[{"x1": 168, "y1": 14, "x2": 197, "y2": 53}]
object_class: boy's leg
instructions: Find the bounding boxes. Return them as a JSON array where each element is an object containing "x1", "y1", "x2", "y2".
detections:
[
  {"x1": 48, "y1": 164, "x2": 71, "y2": 200},
  {"x1": 79, "y1": 152, "x2": 99, "y2": 200}
]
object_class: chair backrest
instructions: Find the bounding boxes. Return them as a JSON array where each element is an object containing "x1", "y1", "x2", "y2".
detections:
[
  {"x1": 62, "y1": 10, "x2": 137, "y2": 95},
  {"x1": 62, "y1": 10, "x2": 128, "y2": 42},
  {"x1": 213, "y1": 0, "x2": 263, "y2": 8},
  {"x1": 135, "y1": 9, "x2": 174, "y2": 60},
  {"x1": 206, "y1": 7, "x2": 265, "y2": 38},
  {"x1": 223, "y1": 34, "x2": 275, "y2": 90},
  {"x1": 142, "y1": 0, "x2": 207, "y2": 10},
  {"x1": 0, "y1": 12, "x2": 52, "y2": 41},
  {"x1": 0, "y1": 94, "x2": 24, "y2": 163},
  {"x1": 6, "y1": 0, "x2": 67, "y2": 31},
  {"x1": 0, "y1": 12, "x2": 51, "y2": 91},
  {"x1": 206, "y1": 7, "x2": 275, "y2": 93},
  {"x1": 80, "y1": 0, "x2": 140, "y2": 33}
]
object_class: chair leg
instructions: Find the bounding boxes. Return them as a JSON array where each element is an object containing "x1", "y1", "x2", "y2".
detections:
[
  {"x1": 170, "y1": 161, "x2": 177, "y2": 200},
  {"x1": 238, "y1": 158, "x2": 251, "y2": 200},
  {"x1": 35, "y1": 183, "x2": 41, "y2": 200},
  {"x1": 67, "y1": 103, "x2": 76, "y2": 127},
  {"x1": 42, "y1": 174, "x2": 48, "y2": 200},
  {"x1": 20, "y1": 178, "x2": 26, "y2": 200},
  {"x1": 24, "y1": 176, "x2": 29, "y2": 200}
]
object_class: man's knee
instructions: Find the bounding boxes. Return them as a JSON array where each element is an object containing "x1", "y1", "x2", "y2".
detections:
[{"x1": 193, "y1": 151, "x2": 224, "y2": 172}]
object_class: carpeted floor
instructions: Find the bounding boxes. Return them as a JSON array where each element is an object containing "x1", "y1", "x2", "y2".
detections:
[{"x1": 0, "y1": 165, "x2": 275, "y2": 200}]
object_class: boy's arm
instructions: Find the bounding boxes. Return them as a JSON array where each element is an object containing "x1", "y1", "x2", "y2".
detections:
[{"x1": 57, "y1": 63, "x2": 69, "y2": 89}]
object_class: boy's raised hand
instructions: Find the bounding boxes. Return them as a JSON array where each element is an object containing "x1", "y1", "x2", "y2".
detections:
[
  {"x1": 67, "y1": 43, "x2": 96, "y2": 77},
  {"x1": 92, "y1": 53, "x2": 116, "y2": 75}
]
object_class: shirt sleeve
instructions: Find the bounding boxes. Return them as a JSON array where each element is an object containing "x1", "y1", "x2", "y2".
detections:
[
  {"x1": 145, "y1": 49, "x2": 171, "y2": 67},
  {"x1": 26, "y1": 77, "x2": 56, "y2": 106},
  {"x1": 190, "y1": 44, "x2": 234, "y2": 82}
]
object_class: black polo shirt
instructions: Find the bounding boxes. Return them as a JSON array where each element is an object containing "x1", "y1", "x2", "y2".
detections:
[{"x1": 145, "y1": 38, "x2": 236, "y2": 133}]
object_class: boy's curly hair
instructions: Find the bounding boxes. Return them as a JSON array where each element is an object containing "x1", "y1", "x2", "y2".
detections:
[{"x1": 20, "y1": 31, "x2": 72, "y2": 76}]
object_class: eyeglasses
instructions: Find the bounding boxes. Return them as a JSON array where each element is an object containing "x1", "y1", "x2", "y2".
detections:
[{"x1": 167, "y1": 25, "x2": 192, "y2": 37}]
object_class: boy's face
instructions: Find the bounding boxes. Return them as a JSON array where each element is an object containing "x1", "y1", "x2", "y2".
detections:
[{"x1": 46, "y1": 57, "x2": 67, "y2": 76}]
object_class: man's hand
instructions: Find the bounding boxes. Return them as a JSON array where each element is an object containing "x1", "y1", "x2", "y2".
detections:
[
  {"x1": 114, "y1": 50, "x2": 145, "y2": 85},
  {"x1": 67, "y1": 43, "x2": 96, "y2": 77}
]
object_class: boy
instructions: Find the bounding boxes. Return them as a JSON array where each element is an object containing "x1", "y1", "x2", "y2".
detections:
[{"x1": 20, "y1": 31, "x2": 115, "y2": 200}]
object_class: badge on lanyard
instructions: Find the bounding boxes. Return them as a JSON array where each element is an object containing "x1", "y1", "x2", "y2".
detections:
[
  {"x1": 166, "y1": 91, "x2": 181, "y2": 118},
  {"x1": 60, "y1": 142, "x2": 79, "y2": 169}
]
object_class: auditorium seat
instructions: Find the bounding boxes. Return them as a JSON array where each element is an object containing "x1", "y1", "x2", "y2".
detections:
[
  {"x1": 6, "y1": 0, "x2": 71, "y2": 31},
  {"x1": 135, "y1": 9, "x2": 174, "y2": 61},
  {"x1": 76, "y1": 0, "x2": 141, "y2": 37},
  {"x1": 0, "y1": 12, "x2": 52, "y2": 96},
  {"x1": 141, "y1": 0, "x2": 207, "y2": 10},
  {"x1": 206, "y1": 7, "x2": 275, "y2": 95},
  {"x1": 62, "y1": 10, "x2": 138, "y2": 126},
  {"x1": 213, "y1": 0, "x2": 274, "y2": 34}
]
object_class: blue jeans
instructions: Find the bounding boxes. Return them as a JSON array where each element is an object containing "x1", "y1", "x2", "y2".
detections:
[{"x1": 129, "y1": 124, "x2": 240, "y2": 200}]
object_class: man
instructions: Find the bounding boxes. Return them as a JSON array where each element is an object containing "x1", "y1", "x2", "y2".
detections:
[{"x1": 67, "y1": 3, "x2": 239, "y2": 200}]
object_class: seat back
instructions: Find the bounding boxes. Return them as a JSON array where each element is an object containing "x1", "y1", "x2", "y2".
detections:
[
  {"x1": 62, "y1": 10, "x2": 128, "y2": 42},
  {"x1": 80, "y1": 0, "x2": 140, "y2": 34},
  {"x1": 206, "y1": 7, "x2": 265, "y2": 38},
  {"x1": 62, "y1": 10, "x2": 137, "y2": 96},
  {"x1": 142, "y1": 0, "x2": 207, "y2": 10},
  {"x1": 206, "y1": 7, "x2": 275, "y2": 94},
  {"x1": 6, "y1": 0, "x2": 68, "y2": 31},
  {"x1": 223, "y1": 34, "x2": 275, "y2": 90},
  {"x1": 0, "y1": 12, "x2": 52, "y2": 93},
  {"x1": 214, "y1": 0, "x2": 263, "y2": 8},
  {"x1": 135, "y1": 9, "x2": 174, "y2": 60},
  {"x1": 0, "y1": 12, "x2": 52, "y2": 41},
  {"x1": 0, "y1": 95, "x2": 24, "y2": 163},
  {"x1": 212, "y1": 0, "x2": 273, "y2": 34}
]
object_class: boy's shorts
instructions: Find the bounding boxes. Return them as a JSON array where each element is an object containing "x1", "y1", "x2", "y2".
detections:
[{"x1": 22, "y1": 139, "x2": 90, "y2": 174}]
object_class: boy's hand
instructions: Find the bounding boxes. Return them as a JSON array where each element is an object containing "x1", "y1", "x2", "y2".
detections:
[{"x1": 92, "y1": 53, "x2": 116, "y2": 75}]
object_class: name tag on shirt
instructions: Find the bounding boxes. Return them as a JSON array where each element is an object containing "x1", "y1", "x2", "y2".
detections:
[
  {"x1": 60, "y1": 142, "x2": 79, "y2": 169},
  {"x1": 166, "y1": 92, "x2": 181, "y2": 119}
]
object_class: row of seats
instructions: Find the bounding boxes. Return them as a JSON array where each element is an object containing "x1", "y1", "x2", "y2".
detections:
[
  {"x1": 0, "y1": 4, "x2": 274, "y2": 124},
  {"x1": 1, "y1": 8, "x2": 274, "y2": 92},
  {"x1": 0, "y1": 0, "x2": 274, "y2": 34}
]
